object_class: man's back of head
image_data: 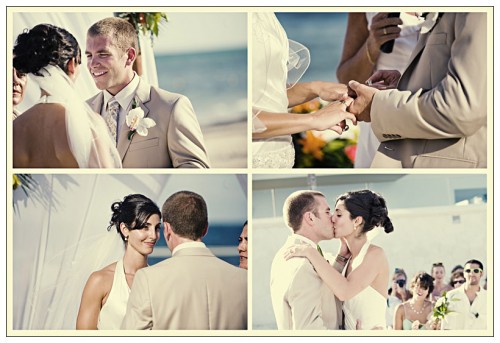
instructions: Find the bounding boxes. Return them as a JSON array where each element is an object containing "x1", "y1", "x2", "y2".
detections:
[{"x1": 283, "y1": 190, "x2": 324, "y2": 233}]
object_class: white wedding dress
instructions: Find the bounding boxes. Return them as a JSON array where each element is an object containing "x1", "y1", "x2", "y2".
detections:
[
  {"x1": 97, "y1": 259, "x2": 130, "y2": 330},
  {"x1": 343, "y1": 241, "x2": 387, "y2": 330},
  {"x1": 252, "y1": 13, "x2": 309, "y2": 168},
  {"x1": 31, "y1": 65, "x2": 122, "y2": 168}
]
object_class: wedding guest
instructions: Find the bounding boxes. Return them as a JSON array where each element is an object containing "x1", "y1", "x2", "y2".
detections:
[
  {"x1": 13, "y1": 24, "x2": 121, "y2": 168},
  {"x1": 238, "y1": 221, "x2": 248, "y2": 270},
  {"x1": 348, "y1": 13, "x2": 486, "y2": 168},
  {"x1": 441, "y1": 259, "x2": 487, "y2": 330},
  {"x1": 394, "y1": 272, "x2": 434, "y2": 330},
  {"x1": 252, "y1": 12, "x2": 357, "y2": 168},
  {"x1": 76, "y1": 194, "x2": 161, "y2": 329},
  {"x1": 386, "y1": 268, "x2": 411, "y2": 329},
  {"x1": 86, "y1": 17, "x2": 209, "y2": 168},
  {"x1": 451, "y1": 264, "x2": 464, "y2": 274},
  {"x1": 430, "y1": 262, "x2": 452, "y2": 301},
  {"x1": 12, "y1": 65, "x2": 28, "y2": 119},
  {"x1": 121, "y1": 191, "x2": 247, "y2": 329},
  {"x1": 337, "y1": 12, "x2": 424, "y2": 167},
  {"x1": 449, "y1": 270, "x2": 466, "y2": 289}
]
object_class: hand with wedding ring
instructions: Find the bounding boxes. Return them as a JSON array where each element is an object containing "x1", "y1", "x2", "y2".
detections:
[
  {"x1": 365, "y1": 13, "x2": 403, "y2": 63},
  {"x1": 311, "y1": 97, "x2": 357, "y2": 134},
  {"x1": 283, "y1": 243, "x2": 316, "y2": 261}
]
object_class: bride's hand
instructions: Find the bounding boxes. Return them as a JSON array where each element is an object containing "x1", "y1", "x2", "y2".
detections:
[
  {"x1": 337, "y1": 238, "x2": 351, "y2": 260},
  {"x1": 315, "y1": 82, "x2": 349, "y2": 103},
  {"x1": 312, "y1": 98, "x2": 357, "y2": 134},
  {"x1": 283, "y1": 243, "x2": 316, "y2": 261}
]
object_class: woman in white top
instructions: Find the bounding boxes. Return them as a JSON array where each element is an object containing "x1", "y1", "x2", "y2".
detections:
[
  {"x1": 252, "y1": 12, "x2": 357, "y2": 168},
  {"x1": 76, "y1": 194, "x2": 161, "y2": 329},
  {"x1": 337, "y1": 12, "x2": 426, "y2": 167},
  {"x1": 285, "y1": 190, "x2": 394, "y2": 329}
]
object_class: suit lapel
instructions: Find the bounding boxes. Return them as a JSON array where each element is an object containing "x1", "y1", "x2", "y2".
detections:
[
  {"x1": 116, "y1": 78, "x2": 152, "y2": 159},
  {"x1": 89, "y1": 92, "x2": 105, "y2": 115},
  {"x1": 399, "y1": 12, "x2": 441, "y2": 88}
]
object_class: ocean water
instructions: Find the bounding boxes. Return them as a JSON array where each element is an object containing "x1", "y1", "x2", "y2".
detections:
[
  {"x1": 148, "y1": 223, "x2": 244, "y2": 267},
  {"x1": 276, "y1": 12, "x2": 348, "y2": 83},
  {"x1": 155, "y1": 49, "x2": 247, "y2": 128}
]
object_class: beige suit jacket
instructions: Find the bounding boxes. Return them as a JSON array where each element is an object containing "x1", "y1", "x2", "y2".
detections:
[
  {"x1": 87, "y1": 78, "x2": 210, "y2": 168},
  {"x1": 370, "y1": 13, "x2": 487, "y2": 168},
  {"x1": 121, "y1": 246, "x2": 247, "y2": 330},
  {"x1": 270, "y1": 235, "x2": 342, "y2": 330}
]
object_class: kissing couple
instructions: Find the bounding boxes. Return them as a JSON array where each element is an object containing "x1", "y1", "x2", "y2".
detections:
[{"x1": 271, "y1": 189, "x2": 394, "y2": 330}]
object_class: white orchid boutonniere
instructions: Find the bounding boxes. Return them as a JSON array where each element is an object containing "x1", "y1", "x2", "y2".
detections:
[{"x1": 126, "y1": 98, "x2": 156, "y2": 140}]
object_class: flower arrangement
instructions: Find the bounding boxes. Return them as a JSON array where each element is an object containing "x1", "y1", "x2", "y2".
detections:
[
  {"x1": 126, "y1": 98, "x2": 156, "y2": 140},
  {"x1": 431, "y1": 292, "x2": 460, "y2": 329},
  {"x1": 115, "y1": 12, "x2": 168, "y2": 43},
  {"x1": 291, "y1": 99, "x2": 357, "y2": 168}
]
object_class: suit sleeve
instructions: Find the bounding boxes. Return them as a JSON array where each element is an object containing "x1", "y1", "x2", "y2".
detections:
[
  {"x1": 167, "y1": 96, "x2": 211, "y2": 168},
  {"x1": 121, "y1": 269, "x2": 153, "y2": 330},
  {"x1": 287, "y1": 263, "x2": 327, "y2": 330},
  {"x1": 371, "y1": 13, "x2": 486, "y2": 141}
]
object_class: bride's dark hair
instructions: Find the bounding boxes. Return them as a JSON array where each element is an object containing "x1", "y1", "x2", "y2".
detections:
[
  {"x1": 336, "y1": 190, "x2": 394, "y2": 234},
  {"x1": 13, "y1": 23, "x2": 81, "y2": 76},
  {"x1": 108, "y1": 194, "x2": 161, "y2": 243}
]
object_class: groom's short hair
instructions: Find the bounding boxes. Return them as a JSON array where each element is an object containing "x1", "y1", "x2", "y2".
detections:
[
  {"x1": 162, "y1": 191, "x2": 208, "y2": 240},
  {"x1": 283, "y1": 190, "x2": 324, "y2": 232},
  {"x1": 87, "y1": 17, "x2": 138, "y2": 52}
]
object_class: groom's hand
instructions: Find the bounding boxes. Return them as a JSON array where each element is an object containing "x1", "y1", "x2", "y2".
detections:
[{"x1": 347, "y1": 80, "x2": 378, "y2": 122}]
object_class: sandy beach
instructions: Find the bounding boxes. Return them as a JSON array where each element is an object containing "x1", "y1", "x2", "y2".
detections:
[{"x1": 203, "y1": 120, "x2": 248, "y2": 168}]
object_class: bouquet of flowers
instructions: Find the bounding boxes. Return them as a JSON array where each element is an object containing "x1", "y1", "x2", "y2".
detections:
[{"x1": 431, "y1": 292, "x2": 460, "y2": 329}]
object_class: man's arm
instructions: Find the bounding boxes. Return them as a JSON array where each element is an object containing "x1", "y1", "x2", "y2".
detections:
[
  {"x1": 168, "y1": 96, "x2": 210, "y2": 168},
  {"x1": 121, "y1": 269, "x2": 153, "y2": 330},
  {"x1": 370, "y1": 13, "x2": 487, "y2": 141}
]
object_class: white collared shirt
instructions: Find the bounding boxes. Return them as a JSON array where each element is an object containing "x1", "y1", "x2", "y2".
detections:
[
  {"x1": 172, "y1": 241, "x2": 206, "y2": 256},
  {"x1": 443, "y1": 284, "x2": 487, "y2": 330},
  {"x1": 102, "y1": 72, "x2": 140, "y2": 139}
]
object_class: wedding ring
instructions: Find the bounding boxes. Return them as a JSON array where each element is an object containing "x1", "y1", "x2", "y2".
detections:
[{"x1": 383, "y1": 28, "x2": 387, "y2": 35}]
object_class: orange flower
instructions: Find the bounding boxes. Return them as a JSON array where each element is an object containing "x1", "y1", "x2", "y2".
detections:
[{"x1": 298, "y1": 131, "x2": 326, "y2": 160}]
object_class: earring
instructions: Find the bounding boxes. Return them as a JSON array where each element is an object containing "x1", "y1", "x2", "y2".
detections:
[{"x1": 124, "y1": 236, "x2": 128, "y2": 241}]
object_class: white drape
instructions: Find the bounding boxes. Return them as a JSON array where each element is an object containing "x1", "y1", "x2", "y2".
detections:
[
  {"x1": 12, "y1": 11, "x2": 159, "y2": 113},
  {"x1": 12, "y1": 174, "x2": 247, "y2": 330}
]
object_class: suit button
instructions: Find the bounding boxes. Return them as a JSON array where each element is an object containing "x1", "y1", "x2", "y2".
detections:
[{"x1": 383, "y1": 134, "x2": 389, "y2": 138}]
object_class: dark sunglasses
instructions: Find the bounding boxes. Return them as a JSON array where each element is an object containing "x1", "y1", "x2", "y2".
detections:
[
  {"x1": 464, "y1": 268, "x2": 482, "y2": 274},
  {"x1": 395, "y1": 279, "x2": 406, "y2": 287},
  {"x1": 453, "y1": 279, "x2": 465, "y2": 285}
]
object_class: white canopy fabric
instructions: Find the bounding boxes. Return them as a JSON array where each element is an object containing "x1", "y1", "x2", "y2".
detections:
[
  {"x1": 12, "y1": 174, "x2": 247, "y2": 330},
  {"x1": 12, "y1": 11, "x2": 159, "y2": 113}
]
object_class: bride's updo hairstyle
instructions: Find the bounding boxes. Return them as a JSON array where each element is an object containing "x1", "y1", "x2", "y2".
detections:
[
  {"x1": 336, "y1": 190, "x2": 394, "y2": 234},
  {"x1": 13, "y1": 23, "x2": 81, "y2": 76},
  {"x1": 108, "y1": 194, "x2": 161, "y2": 243}
]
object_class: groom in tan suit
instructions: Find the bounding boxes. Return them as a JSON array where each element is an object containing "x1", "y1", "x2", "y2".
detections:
[
  {"x1": 121, "y1": 191, "x2": 247, "y2": 330},
  {"x1": 85, "y1": 17, "x2": 210, "y2": 168},
  {"x1": 348, "y1": 12, "x2": 486, "y2": 168},
  {"x1": 270, "y1": 190, "x2": 344, "y2": 330}
]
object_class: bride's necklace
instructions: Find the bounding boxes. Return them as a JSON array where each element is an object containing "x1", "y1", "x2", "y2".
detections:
[{"x1": 409, "y1": 301, "x2": 426, "y2": 315}]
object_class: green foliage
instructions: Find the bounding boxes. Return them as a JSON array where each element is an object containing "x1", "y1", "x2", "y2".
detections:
[{"x1": 116, "y1": 12, "x2": 168, "y2": 41}]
